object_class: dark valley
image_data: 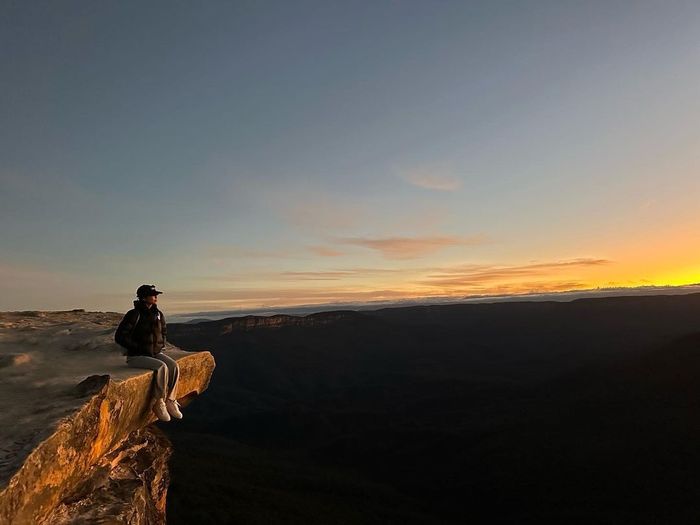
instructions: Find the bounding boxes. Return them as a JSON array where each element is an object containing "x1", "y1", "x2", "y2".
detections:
[{"x1": 162, "y1": 292, "x2": 700, "y2": 524}]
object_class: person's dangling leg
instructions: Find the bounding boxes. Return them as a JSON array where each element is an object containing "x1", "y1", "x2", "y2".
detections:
[
  {"x1": 153, "y1": 352, "x2": 180, "y2": 402},
  {"x1": 153, "y1": 351, "x2": 183, "y2": 419},
  {"x1": 126, "y1": 354, "x2": 171, "y2": 421},
  {"x1": 126, "y1": 355, "x2": 169, "y2": 401}
]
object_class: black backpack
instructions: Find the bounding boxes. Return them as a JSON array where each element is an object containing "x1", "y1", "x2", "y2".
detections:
[{"x1": 121, "y1": 310, "x2": 141, "y2": 356}]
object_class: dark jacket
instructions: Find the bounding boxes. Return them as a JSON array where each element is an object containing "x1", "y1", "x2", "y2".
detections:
[{"x1": 114, "y1": 299, "x2": 167, "y2": 357}]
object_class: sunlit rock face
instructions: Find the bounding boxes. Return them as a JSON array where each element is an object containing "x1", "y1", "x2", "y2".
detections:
[
  {"x1": 0, "y1": 310, "x2": 215, "y2": 525},
  {"x1": 44, "y1": 425, "x2": 172, "y2": 525}
]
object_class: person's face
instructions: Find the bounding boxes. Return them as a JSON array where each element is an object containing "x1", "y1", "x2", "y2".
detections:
[{"x1": 142, "y1": 294, "x2": 158, "y2": 306}]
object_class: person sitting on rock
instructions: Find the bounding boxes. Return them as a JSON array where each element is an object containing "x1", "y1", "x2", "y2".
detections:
[{"x1": 114, "y1": 284, "x2": 183, "y2": 422}]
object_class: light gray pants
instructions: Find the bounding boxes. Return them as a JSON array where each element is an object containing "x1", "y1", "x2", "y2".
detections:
[{"x1": 126, "y1": 352, "x2": 180, "y2": 402}]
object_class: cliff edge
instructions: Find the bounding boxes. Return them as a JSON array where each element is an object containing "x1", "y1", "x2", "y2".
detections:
[{"x1": 0, "y1": 309, "x2": 215, "y2": 524}]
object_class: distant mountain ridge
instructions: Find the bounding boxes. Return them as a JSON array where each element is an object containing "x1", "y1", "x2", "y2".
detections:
[
  {"x1": 168, "y1": 284, "x2": 700, "y2": 323},
  {"x1": 171, "y1": 309, "x2": 370, "y2": 337},
  {"x1": 175, "y1": 290, "x2": 700, "y2": 331}
]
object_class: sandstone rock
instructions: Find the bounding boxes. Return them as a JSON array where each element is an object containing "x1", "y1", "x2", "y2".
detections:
[
  {"x1": 44, "y1": 425, "x2": 172, "y2": 525},
  {"x1": 0, "y1": 310, "x2": 215, "y2": 524}
]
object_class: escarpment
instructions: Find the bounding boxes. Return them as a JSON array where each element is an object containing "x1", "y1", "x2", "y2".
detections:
[
  {"x1": 171, "y1": 309, "x2": 371, "y2": 337},
  {"x1": 0, "y1": 310, "x2": 215, "y2": 524}
]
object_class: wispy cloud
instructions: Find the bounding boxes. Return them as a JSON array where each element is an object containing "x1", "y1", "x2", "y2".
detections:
[
  {"x1": 277, "y1": 271, "x2": 356, "y2": 281},
  {"x1": 193, "y1": 266, "x2": 408, "y2": 282},
  {"x1": 396, "y1": 165, "x2": 462, "y2": 191},
  {"x1": 204, "y1": 245, "x2": 304, "y2": 261},
  {"x1": 162, "y1": 286, "x2": 416, "y2": 305},
  {"x1": 416, "y1": 258, "x2": 612, "y2": 287},
  {"x1": 268, "y1": 188, "x2": 365, "y2": 234},
  {"x1": 189, "y1": 257, "x2": 610, "y2": 291},
  {"x1": 170, "y1": 257, "x2": 614, "y2": 314},
  {"x1": 279, "y1": 267, "x2": 406, "y2": 280},
  {"x1": 204, "y1": 230, "x2": 489, "y2": 264},
  {"x1": 307, "y1": 245, "x2": 345, "y2": 257},
  {"x1": 466, "y1": 280, "x2": 590, "y2": 294},
  {"x1": 328, "y1": 234, "x2": 488, "y2": 259}
]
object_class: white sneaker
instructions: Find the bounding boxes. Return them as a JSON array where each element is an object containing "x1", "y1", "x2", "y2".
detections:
[
  {"x1": 165, "y1": 399, "x2": 183, "y2": 419},
  {"x1": 153, "y1": 399, "x2": 171, "y2": 422}
]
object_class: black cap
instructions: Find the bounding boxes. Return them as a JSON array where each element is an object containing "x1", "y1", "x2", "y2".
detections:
[{"x1": 136, "y1": 284, "x2": 163, "y2": 298}]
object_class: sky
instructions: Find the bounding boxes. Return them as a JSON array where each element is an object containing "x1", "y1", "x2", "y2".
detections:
[{"x1": 1, "y1": 0, "x2": 699, "y2": 316}]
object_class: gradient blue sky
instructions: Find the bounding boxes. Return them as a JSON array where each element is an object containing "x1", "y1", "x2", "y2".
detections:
[{"x1": 2, "y1": 1, "x2": 699, "y2": 315}]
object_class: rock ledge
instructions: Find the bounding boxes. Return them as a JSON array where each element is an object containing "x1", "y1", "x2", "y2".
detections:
[{"x1": 0, "y1": 310, "x2": 215, "y2": 524}]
